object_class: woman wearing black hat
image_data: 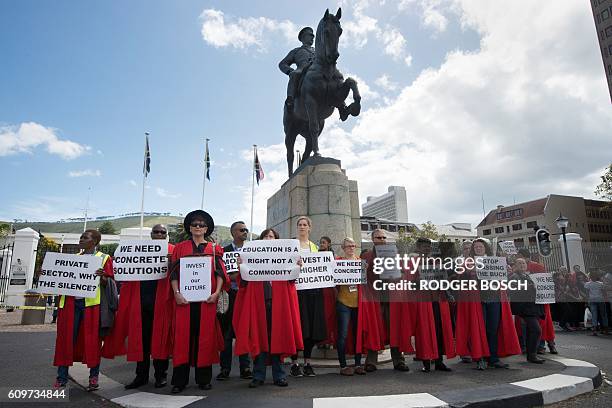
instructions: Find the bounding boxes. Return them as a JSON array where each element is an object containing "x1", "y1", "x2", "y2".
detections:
[{"x1": 169, "y1": 210, "x2": 230, "y2": 393}]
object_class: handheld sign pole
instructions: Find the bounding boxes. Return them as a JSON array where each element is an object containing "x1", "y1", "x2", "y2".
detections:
[{"x1": 249, "y1": 145, "x2": 256, "y2": 241}]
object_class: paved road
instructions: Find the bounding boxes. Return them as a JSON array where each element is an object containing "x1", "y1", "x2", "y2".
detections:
[{"x1": 0, "y1": 328, "x2": 609, "y2": 407}]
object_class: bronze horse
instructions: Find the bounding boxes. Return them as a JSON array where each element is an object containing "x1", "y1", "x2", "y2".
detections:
[{"x1": 284, "y1": 8, "x2": 361, "y2": 177}]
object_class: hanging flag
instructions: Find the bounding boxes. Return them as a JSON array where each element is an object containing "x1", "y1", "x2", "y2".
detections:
[
  {"x1": 255, "y1": 149, "x2": 264, "y2": 185},
  {"x1": 143, "y1": 133, "x2": 151, "y2": 176},
  {"x1": 204, "y1": 139, "x2": 210, "y2": 181}
]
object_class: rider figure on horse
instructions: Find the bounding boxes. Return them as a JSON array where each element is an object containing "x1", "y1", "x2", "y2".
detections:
[{"x1": 278, "y1": 27, "x2": 315, "y2": 112}]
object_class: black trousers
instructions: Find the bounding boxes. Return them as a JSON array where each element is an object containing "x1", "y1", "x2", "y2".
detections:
[
  {"x1": 171, "y1": 302, "x2": 212, "y2": 387},
  {"x1": 135, "y1": 302, "x2": 169, "y2": 381},
  {"x1": 430, "y1": 301, "x2": 445, "y2": 364},
  {"x1": 523, "y1": 316, "x2": 542, "y2": 356}
]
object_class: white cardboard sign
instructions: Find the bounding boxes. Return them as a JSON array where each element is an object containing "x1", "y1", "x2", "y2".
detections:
[
  {"x1": 532, "y1": 273, "x2": 556, "y2": 304},
  {"x1": 180, "y1": 257, "x2": 212, "y2": 302},
  {"x1": 239, "y1": 239, "x2": 301, "y2": 281},
  {"x1": 36, "y1": 253, "x2": 102, "y2": 298},
  {"x1": 296, "y1": 251, "x2": 336, "y2": 290},
  {"x1": 476, "y1": 256, "x2": 508, "y2": 281},
  {"x1": 113, "y1": 240, "x2": 169, "y2": 281},
  {"x1": 374, "y1": 244, "x2": 401, "y2": 280},
  {"x1": 334, "y1": 259, "x2": 366, "y2": 285}
]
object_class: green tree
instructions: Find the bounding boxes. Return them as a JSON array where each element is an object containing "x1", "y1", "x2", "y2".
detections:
[
  {"x1": 0, "y1": 223, "x2": 10, "y2": 237},
  {"x1": 98, "y1": 243, "x2": 119, "y2": 256},
  {"x1": 595, "y1": 164, "x2": 612, "y2": 202},
  {"x1": 35, "y1": 237, "x2": 60, "y2": 278},
  {"x1": 396, "y1": 221, "x2": 444, "y2": 254},
  {"x1": 98, "y1": 221, "x2": 117, "y2": 235},
  {"x1": 169, "y1": 223, "x2": 189, "y2": 244}
]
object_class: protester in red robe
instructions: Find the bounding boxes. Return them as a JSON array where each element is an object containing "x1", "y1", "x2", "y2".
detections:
[
  {"x1": 53, "y1": 230, "x2": 114, "y2": 391},
  {"x1": 101, "y1": 224, "x2": 174, "y2": 389},
  {"x1": 361, "y1": 229, "x2": 408, "y2": 372},
  {"x1": 233, "y1": 228, "x2": 303, "y2": 387},
  {"x1": 413, "y1": 238, "x2": 456, "y2": 372},
  {"x1": 319, "y1": 236, "x2": 338, "y2": 348},
  {"x1": 169, "y1": 210, "x2": 229, "y2": 393}
]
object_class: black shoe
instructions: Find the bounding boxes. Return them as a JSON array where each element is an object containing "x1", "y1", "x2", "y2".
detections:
[
  {"x1": 216, "y1": 369, "x2": 230, "y2": 381},
  {"x1": 240, "y1": 368, "x2": 253, "y2": 380},
  {"x1": 394, "y1": 362, "x2": 410, "y2": 372},
  {"x1": 249, "y1": 379, "x2": 264, "y2": 388},
  {"x1": 290, "y1": 364, "x2": 303, "y2": 377},
  {"x1": 364, "y1": 363, "x2": 377, "y2": 372},
  {"x1": 199, "y1": 383, "x2": 212, "y2": 390},
  {"x1": 435, "y1": 363, "x2": 452, "y2": 372},
  {"x1": 124, "y1": 378, "x2": 148, "y2": 390},
  {"x1": 274, "y1": 378, "x2": 289, "y2": 387},
  {"x1": 527, "y1": 354, "x2": 545, "y2": 364},
  {"x1": 303, "y1": 364, "x2": 316, "y2": 377},
  {"x1": 476, "y1": 359, "x2": 487, "y2": 370},
  {"x1": 171, "y1": 385, "x2": 184, "y2": 394},
  {"x1": 421, "y1": 361, "x2": 431, "y2": 373},
  {"x1": 490, "y1": 361, "x2": 509, "y2": 369},
  {"x1": 154, "y1": 378, "x2": 167, "y2": 388},
  {"x1": 548, "y1": 345, "x2": 558, "y2": 355}
]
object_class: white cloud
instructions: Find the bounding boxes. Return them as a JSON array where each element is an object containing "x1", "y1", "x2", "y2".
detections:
[
  {"x1": 200, "y1": 9, "x2": 296, "y2": 51},
  {"x1": 68, "y1": 169, "x2": 102, "y2": 178},
  {"x1": 156, "y1": 187, "x2": 181, "y2": 199},
  {"x1": 0, "y1": 122, "x2": 89, "y2": 159},
  {"x1": 375, "y1": 74, "x2": 398, "y2": 91},
  {"x1": 398, "y1": 0, "x2": 451, "y2": 34},
  {"x1": 128, "y1": 180, "x2": 138, "y2": 187},
  {"x1": 240, "y1": 0, "x2": 612, "y2": 231}
]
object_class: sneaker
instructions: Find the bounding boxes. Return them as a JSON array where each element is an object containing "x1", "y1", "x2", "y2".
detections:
[
  {"x1": 240, "y1": 368, "x2": 253, "y2": 380},
  {"x1": 274, "y1": 378, "x2": 289, "y2": 387},
  {"x1": 303, "y1": 364, "x2": 316, "y2": 377},
  {"x1": 87, "y1": 376, "x2": 99, "y2": 391},
  {"x1": 354, "y1": 366, "x2": 366, "y2": 375},
  {"x1": 216, "y1": 369, "x2": 230, "y2": 381},
  {"x1": 340, "y1": 366, "x2": 354, "y2": 376},
  {"x1": 290, "y1": 364, "x2": 303, "y2": 377},
  {"x1": 476, "y1": 359, "x2": 487, "y2": 370},
  {"x1": 53, "y1": 380, "x2": 66, "y2": 389}
]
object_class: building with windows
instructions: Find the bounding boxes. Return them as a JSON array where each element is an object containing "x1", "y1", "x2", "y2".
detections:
[
  {"x1": 435, "y1": 223, "x2": 477, "y2": 243},
  {"x1": 591, "y1": 0, "x2": 612, "y2": 102},
  {"x1": 476, "y1": 194, "x2": 612, "y2": 247},
  {"x1": 362, "y1": 186, "x2": 409, "y2": 222}
]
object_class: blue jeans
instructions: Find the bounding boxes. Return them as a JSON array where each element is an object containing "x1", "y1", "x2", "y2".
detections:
[
  {"x1": 336, "y1": 301, "x2": 361, "y2": 368},
  {"x1": 481, "y1": 302, "x2": 501, "y2": 363},
  {"x1": 253, "y1": 353, "x2": 285, "y2": 382},
  {"x1": 56, "y1": 299, "x2": 100, "y2": 383},
  {"x1": 590, "y1": 302, "x2": 608, "y2": 328}
]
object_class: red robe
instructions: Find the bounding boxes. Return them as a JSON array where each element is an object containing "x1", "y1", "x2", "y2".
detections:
[
  {"x1": 233, "y1": 277, "x2": 303, "y2": 358},
  {"x1": 171, "y1": 240, "x2": 230, "y2": 367},
  {"x1": 388, "y1": 265, "x2": 416, "y2": 354},
  {"x1": 356, "y1": 252, "x2": 388, "y2": 354},
  {"x1": 455, "y1": 273, "x2": 490, "y2": 359},
  {"x1": 497, "y1": 292, "x2": 522, "y2": 357},
  {"x1": 528, "y1": 261, "x2": 555, "y2": 342},
  {"x1": 54, "y1": 254, "x2": 114, "y2": 368},
  {"x1": 102, "y1": 244, "x2": 175, "y2": 361},
  {"x1": 320, "y1": 287, "x2": 338, "y2": 346}
]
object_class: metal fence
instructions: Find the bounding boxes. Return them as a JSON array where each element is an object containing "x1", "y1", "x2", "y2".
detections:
[{"x1": 0, "y1": 242, "x2": 15, "y2": 304}]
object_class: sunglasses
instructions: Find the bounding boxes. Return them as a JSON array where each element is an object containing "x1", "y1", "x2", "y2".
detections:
[
  {"x1": 152, "y1": 230, "x2": 167, "y2": 234},
  {"x1": 190, "y1": 223, "x2": 208, "y2": 228},
  {"x1": 239, "y1": 228, "x2": 249, "y2": 233}
]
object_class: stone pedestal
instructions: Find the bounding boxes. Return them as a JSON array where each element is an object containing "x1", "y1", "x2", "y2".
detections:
[{"x1": 267, "y1": 157, "x2": 360, "y2": 252}]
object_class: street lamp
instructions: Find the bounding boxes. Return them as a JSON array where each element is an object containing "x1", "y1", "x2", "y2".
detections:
[{"x1": 556, "y1": 214, "x2": 571, "y2": 270}]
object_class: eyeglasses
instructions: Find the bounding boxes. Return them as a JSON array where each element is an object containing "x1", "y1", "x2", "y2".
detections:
[
  {"x1": 152, "y1": 230, "x2": 167, "y2": 234},
  {"x1": 239, "y1": 228, "x2": 249, "y2": 233},
  {"x1": 190, "y1": 223, "x2": 208, "y2": 228}
]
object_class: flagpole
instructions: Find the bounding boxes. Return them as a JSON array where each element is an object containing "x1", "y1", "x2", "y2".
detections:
[
  {"x1": 83, "y1": 186, "x2": 91, "y2": 232},
  {"x1": 140, "y1": 132, "x2": 149, "y2": 239},
  {"x1": 250, "y1": 145, "x2": 256, "y2": 241},
  {"x1": 201, "y1": 138, "x2": 209, "y2": 209}
]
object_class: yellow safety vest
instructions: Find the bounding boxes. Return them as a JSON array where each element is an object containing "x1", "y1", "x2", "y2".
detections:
[{"x1": 59, "y1": 251, "x2": 110, "y2": 308}]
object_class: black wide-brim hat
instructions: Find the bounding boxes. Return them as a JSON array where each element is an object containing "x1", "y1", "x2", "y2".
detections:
[{"x1": 183, "y1": 209, "x2": 214, "y2": 237}]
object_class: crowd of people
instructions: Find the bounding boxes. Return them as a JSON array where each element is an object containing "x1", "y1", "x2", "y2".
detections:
[{"x1": 49, "y1": 210, "x2": 612, "y2": 394}]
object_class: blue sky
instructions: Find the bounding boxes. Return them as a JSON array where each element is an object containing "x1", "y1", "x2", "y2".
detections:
[{"x1": 1, "y1": 0, "x2": 611, "y2": 232}]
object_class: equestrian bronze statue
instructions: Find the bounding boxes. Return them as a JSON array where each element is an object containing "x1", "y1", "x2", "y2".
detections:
[{"x1": 279, "y1": 8, "x2": 361, "y2": 177}]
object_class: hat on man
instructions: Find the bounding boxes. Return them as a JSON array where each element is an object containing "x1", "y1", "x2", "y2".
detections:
[
  {"x1": 298, "y1": 27, "x2": 314, "y2": 42},
  {"x1": 183, "y1": 210, "x2": 215, "y2": 237}
]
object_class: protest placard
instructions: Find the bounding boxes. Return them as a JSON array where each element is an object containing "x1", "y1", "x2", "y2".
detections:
[
  {"x1": 222, "y1": 251, "x2": 241, "y2": 274},
  {"x1": 374, "y1": 244, "x2": 401, "y2": 280},
  {"x1": 36, "y1": 253, "x2": 102, "y2": 298},
  {"x1": 113, "y1": 239, "x2": 169, "y2": 281},
  {"x1": 296, "y1": 251, "x2": 336, "y2": 290},
  {"x1": 334, "y1": 259, "x2": 366, "y2": 285},
  {"x1": 239, "y1": 239, "x2": 301, "y2": 281},
  {"x1": 419, "y1": 266, "x2": 449, "y2": 282},
  {"x1": 180, "y1": 257, "x2": 212, "y2": 302},
  {"x1": 476, "y1": 256, "x2": 508, "y2": 281},
  {"x1": 531, "y1": 273, "x2": 556, "y2": 304},
  {"x1": 499, "y1": 241, "x2": 518, "y2": 255}
]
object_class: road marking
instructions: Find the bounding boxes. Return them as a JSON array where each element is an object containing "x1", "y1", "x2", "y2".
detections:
[
  {"x1": 112, "y1": 392, "x2": 204, "y2": 408},
  {"x1": 512, "y1": 373, "x2": 594, "y2": 405},
  {"x1": 545, "y1": 356, "x2": 596, "y2": 368},
  {"x1": 313, "y1": 393, "x2": 449, "y2": 408}
]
